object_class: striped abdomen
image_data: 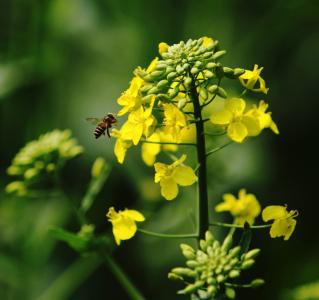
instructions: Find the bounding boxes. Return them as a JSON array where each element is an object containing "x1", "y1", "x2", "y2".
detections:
[{"x1": 94, "y1": 123, "x2": 106, "y2": 138}]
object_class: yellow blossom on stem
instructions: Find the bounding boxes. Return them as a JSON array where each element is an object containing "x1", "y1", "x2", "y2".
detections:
[
  {"x1": 162, "y1": 103, "x2": 188, "y2": 142},
  {"x1": 112, "y1": 128, "x2": 133, "y2": 164},
  {"x1": 210, "y1": 98, "x2": 260, "y2": 143},
  {"x1": 239, "y1": 64, "x2": 269, "y2": 94},
  {"x1": 154, "y1": 154, "x2": 197, "y2": 200},
  {"x1": 215, "y1": 189, "x2": 261, "y2": 225},
  {"x1": 120, "y1": 97, "x2": 157, "y2": 145},
  {"x1": 158, "y1": 42, "x2": 169, "y2": 55},
  {"x1": 245, "y1": 100, "x2": 279, "y2": 135},
  {"x1": 141, "y1": 132, "x2": 161, "y2": 166},
  {"x1": 106, "y1": 207, "x2": 145, "y2": 245},
  {"x1": 262, "y1": 205, "x2": 298, "y2": 240}
]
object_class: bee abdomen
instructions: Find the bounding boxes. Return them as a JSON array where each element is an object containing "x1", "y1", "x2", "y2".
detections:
[{"x1": 94, "y1": 125, "x2": 105, "y2": 138}]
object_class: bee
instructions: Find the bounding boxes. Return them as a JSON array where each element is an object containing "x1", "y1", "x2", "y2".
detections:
[{"x1": 86, "y1": 113, "x2": 117, "y2": 138}]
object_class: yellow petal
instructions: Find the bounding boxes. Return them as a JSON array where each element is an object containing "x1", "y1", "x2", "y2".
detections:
[
  {"x1": 160, "y1": 177, "x2": 178, "y2": 200},
  {"x1": 269, "y1": 218, "x2": 296, "y2": 240},
  {"x1": 225, "y1": 98, "x2": 246, "y2": 115},
  {"x1": 172, "y1": 165, "x2": 197, "y2": 186},
  {"x1": 158, "y1": 42, "x2": 169, "y2": 55},
  {"x1": 215, "y1": 193, "x2": 237, "y2": 212},
  {"x1": 227, "y1": 121, "x2": 248, "y2": 143},
  {"x1": 270, "y1": 121, "x2": 279, "y2": 134},
  {"x1": 241, "y1": 115, "x2": 262, "y2": 136},
  {"x1": 122, "y1": 209, "x2": 145, "y2": 222},
  {"x1": 112, "y1": 217, "x2": 137, "y2": 245},
  {"x1": 262, "y1": 205, "x2": 288, "y2": 222},
  {"x1": 210, "y1": 109, "x2": 233, "y2": 125}
]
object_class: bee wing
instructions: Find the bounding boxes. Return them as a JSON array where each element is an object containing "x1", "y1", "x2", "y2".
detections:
[{"x1": 86, "y1": 117, "x2": 102, "y2": 125}]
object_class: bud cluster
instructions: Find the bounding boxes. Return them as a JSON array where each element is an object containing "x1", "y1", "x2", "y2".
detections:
[
  {"x1": 168, "y1": 231, "x2": 262, "y2": 299},
  {"x1": 135, "y1": 38, "x2": 244, "y2": 106}
]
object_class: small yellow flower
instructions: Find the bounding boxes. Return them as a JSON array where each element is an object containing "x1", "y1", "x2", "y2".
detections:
[
  {"x1": 215, "y1": 189, "x2": 261, "y2": 225},
  {"x1": 154, "y1": 154, "x2": 197, "y2": 200},
  {"x1": 141, "y1": 132, "x2": 161, "y2": 166},
  {"x1": 162, "y1": 103, "x2": 188, "y2": 142},
  {"x1": 202, "y1": 36, "x2": 214, "y2": 47},
  {"x1": 117, "y1": 76, "x2": 143, "y2": 116},
  {"x1": 112, "y1": 128, "x2": 133, "y2": 164},
  {"x1": 239, "y1": 64, "x2": 269, "y2": 94},
  {"x1": 158, "y1": 42, "x2": 169, "y2": 55},
  {"x1": 262, "y1": 205, "x2": 298, "y2": 240},
  {"x1": 210, "y1": 98, "x2": 260, "y2": 143},
  {"x1": 245, "y1": 100, "x2": 279, "y2": 135},
  {"x1": 107, "y1": 207, "x2": 145, "y2": 245},
  {"x1": 91, "y1": 157, "x2": 106, "y2": 178},
  {"x1": 120, "y1": 97, "x2": 157, "y2": 145}
]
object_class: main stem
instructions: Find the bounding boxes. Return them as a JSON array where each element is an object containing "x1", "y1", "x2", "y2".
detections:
[{"x1": 190, "y1": 81, "x2": 209, "y2": 240}]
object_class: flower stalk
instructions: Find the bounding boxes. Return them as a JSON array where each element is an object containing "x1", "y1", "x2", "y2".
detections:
[{"x1": 190, "y1": 79, "x2": 209, "y2": 240}]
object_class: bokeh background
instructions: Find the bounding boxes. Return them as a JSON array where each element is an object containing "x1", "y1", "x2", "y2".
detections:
[{"x1": 1, "y1": 0, "x2": 319, "y2": 299}]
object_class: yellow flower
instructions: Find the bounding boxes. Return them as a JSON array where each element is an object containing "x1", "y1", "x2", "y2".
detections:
[
  {"x1": 154, "y1": 154, "x2": 197, "y2": 200},
  {"x1": 215, "y1": 189, "x2": 261, "y2": 225},
  {"x1": 120, "y1": 97, "x2": 156, "y2": 145},
  {"x1": 210, "y1": 98, "x2": 260, "y2": 143},
  {"x1": 162, "y1": 103, "x2": 187, "y2": 142},
  {"x1": 117, "y1": 58, "x2": 158, "y2": 116},
  {"x1": 117, "y1": 76, "x2": 143, "y2": 116},
  {"x1": 112, "y1": 128, "x2": 133, "y2": 164},
  {"x1": 262, "y1": 205, "x2": 298, "y2": 240},
  {"x1": 158, "y1": 42, "x2": 169, "y2": 55},
  {"x1": 245, "y1": 100, "x2": 279, "y2": 135},
  {"x1": 106, "y1": 207, "x2": 145, "y2": 245},
  {"x1": 239, "y1": 64, "x2": 269, "y2": 94},
  {"x1": 202, "y1": 36, "x2": 214, "y2": 47}
]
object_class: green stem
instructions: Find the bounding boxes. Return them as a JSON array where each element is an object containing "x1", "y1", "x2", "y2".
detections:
[
  {"x1": 104, "y1": 255, "x2": 145, "y2": 300},
  {"x1": 141, "y1": 140, "x2": 196, "y2": 146},
  {"x1": 138, "y1": 229, "x2": 198, "y2": 239},
  {"x1": 210, "y1": 221, "x2": 272, "y2": 229},
  {"x1": 206, "y1": 141, "x2": 233, "y2": 157},
  {"x1": 190, "y1": 79, "x2": 209, "y2": 240}
]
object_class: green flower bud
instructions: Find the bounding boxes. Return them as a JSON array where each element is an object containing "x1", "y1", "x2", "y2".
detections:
[
  {"x1": 227, "y1": 246, "x2": 241, "y2": 258},
  {"x1": 243, "y1": 248, "x2": 260, "y2": 260},
  {"x1": 147, "y1": 86, "x2": 159, "y2": 95},
  {"x1": 199, "y1": 88, "x2": 208, "y2": 100},
  {"x1": 182, "y1": 250, "x2": 196, "y2": 260},
  {"x1": 24, "y1": 168, "x2": 38, "y2": 179},
  {"x1": 168, "y1": 272, "x2": 183, "y2": 281},
  {"x1": 184, "y1": 77, "x2": 192, "y2": 87},
  {"x1": 217, "y1": 274, "x2": 225, "y2": 283},
  {"x1": 178, "y1": 281, "x2": 204, "y2": 295},
  {"x1": 203, "y1": 70, "x2": 214, "y2": 78},
  {"x1": 176, "y1": 64, "x2": 184, "y2": 74},
  {"x1": 182, "y1": 63, "x2": 190, "y2": 70},
  {"x1": 177, "y1": 98, "x2": 187, "y2": 109},
  {"x1": 157, "y1": 79, "x2": 169, "y2": 88},
  {"x1": 205, "y1": 231, "x2": 214, "y2": 245},
  {"x1": 241, "y1": 259, "x2": 255, "y2": 270},
  {"x1": 221, "y1": 234, "x2": 233, "y2": 251},
  {"x1": 212, "y1": 50, "x2": 226, "y2": 59},
  {"x1": 191, "y1": 67, "x2": 199, "y2": 74},
  {"x1": 150, "y1": 70, "x2": 164, "y2": 79},
  {"x1": 203, "y1": 52, "x2": 213, "y2": 59},
  {"x1": 186, "y1": 260, "x2": 199, "y2": 268},
  {"x1": 217, "y1": 86, "x2": 228, "y2": 98},
  {"x1": 229, "y1": 269, "x2": 240, "y2": 278},
  {"x1": 251, "y1": 278, "x2": 265, "y2": 288},
  {"x1": 207, "y1": 285, "x2": 217, "y2": 296},
  {"x1": 168, "y1": 87, "x2": 179, "y2": 99},
  {"x1": 156, "y1": 63, "x2": 167, "y2": 70},
  {"x1": 166, "y1": 65, "x2": 175, "y2": 73},
  {"x1": 172, "y1": 267, "x2": 197, "y2": 277},
  {"x1": 180, "y1": 243, "x2": 195, "y2": 252},
  {"x1": 225, "y1": 287, "x2": 236, "y2": 299},
  {"x1": 91, "y1": 157, "x2": 106, "y2": 178},
  {"x1": 207, "y1": 277, "x2": 217, "y2": 285},
  {"x1": 233, "y1": 68, "x2": 245, "y2": 76},
  {"x1": 200, "y1": 239, "x2": 208, "y2": 251},
  {"x1": 167, "y1": 72, "x2": 177, "y2": 80},
  {"x1": 195, "y1": 61, "x2": 202, "y2": 67},
  {"x1": 206, "y1": 62, "x2": 217, "y2": 69},
  {"x1": 140, "y1": 84, "x2": 153, "y2": 93}
]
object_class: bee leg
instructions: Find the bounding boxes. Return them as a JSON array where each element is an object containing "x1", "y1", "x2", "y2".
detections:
[{"x1": 106, "y1": 128, "x2": 111, "y2": 138}]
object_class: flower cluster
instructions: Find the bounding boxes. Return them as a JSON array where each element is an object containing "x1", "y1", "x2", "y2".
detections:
[
  {"x1": 169, "y1": 231, "x2": 263, "y2": 299},
  {"x1": 215, "y1": 189, "x2": 298, "y2": 240},
  {"x1": 5, "y1": 129, "x2": 83, "y2": 195}
]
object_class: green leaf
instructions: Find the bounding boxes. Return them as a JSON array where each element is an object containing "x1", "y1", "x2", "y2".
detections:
[{"x1": 239, "y1": 222, "x2": 252, "y2": 256}]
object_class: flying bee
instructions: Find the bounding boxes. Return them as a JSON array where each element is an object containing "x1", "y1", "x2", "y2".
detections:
[{"x1": 86, "y1": 113, "x2": 117, "y2": 138}]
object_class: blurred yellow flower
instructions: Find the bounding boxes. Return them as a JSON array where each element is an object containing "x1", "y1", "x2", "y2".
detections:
[
  {"x1": 202, "y1": 36, "x2": 214, "y2": 47},
  {"x1": 163, "y1": 103, "x2": 187, "y2": 142},
  {"x1": 215, "y1": 189, "x2": 261, "y2": 225},
  {"x1": 239, "y1": 64, "x2": 269, "y2": 94},
  {"x1": 262, "y1": 205, "x2": 298, "y2": 240},
  {"x1": 141, "y1": 132, "x2": 161, "y2": 166},
  {"x1": 154, "y1": 154, "x2": 197, "y2": 200},
  {"x1": 158, "y1": 42, "x2": 169, "y2": 55},
  {"x1": 107, "y1": 207, "x2": 145, "y2": 245}
]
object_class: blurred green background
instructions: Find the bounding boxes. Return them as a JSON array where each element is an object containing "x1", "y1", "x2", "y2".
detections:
[{"x1": 1, "y1": 0, "x2": 319, "y2": 299}]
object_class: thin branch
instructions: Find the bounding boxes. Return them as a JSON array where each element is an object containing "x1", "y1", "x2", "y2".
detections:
[
  {"x1": 140, "y1": 140, "x2": 196, "y2": 146},
  {"x1": 138, "y1": 229, "x2": 198, "y2": 239},
  {"x1": 206, "y1": 141, "x2": 233, "y2": 157},
  {"x1": 210, "y1": 221, "x2": 272, "y2": 229}
]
